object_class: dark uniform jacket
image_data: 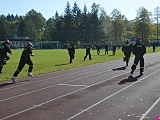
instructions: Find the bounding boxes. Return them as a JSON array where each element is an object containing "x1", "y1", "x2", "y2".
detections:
[
  {"x1": 68, "y1": 45, "x2": 75, "y2": 54},
  {"x1": 122, "y1": 42, "x2": 132, "y2": 53},
  {"x1": 0, "y1": 43, "x2": 12, "y2": 59},
  {"x1": 132, "y1": 42, "x2": 146, "y2": 56},
  {"x1": 21, "y1": 46, "x2": 33, "y2": 61},
  {"x1": 86, "y1": 47, "x2": 90, "y2": 53}
]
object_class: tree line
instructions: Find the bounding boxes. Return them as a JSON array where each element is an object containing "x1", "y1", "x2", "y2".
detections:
[{"x1": 0, "y1": 2, "x2": 159, "y2": 45}]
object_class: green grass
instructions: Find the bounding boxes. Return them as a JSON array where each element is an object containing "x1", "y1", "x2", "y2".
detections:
[{"x1": 0, "y1": 47, "x2": 160, "y2": 82}]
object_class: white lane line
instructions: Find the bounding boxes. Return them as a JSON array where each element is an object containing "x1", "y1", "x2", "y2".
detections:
[
  {"x1": 1, "y1": 72, "x2": 127, "y2": 120},
  {"x1": 0, "y1": 66, "x2": 112, "y2": 91},
  {"x1": 0, "y1": 54, "x2": 159, "y2": 91},
  {"x1": 0, "y1": 56, "x2": 159, "y2": 102},
  {"x1": 139, "y1": 97, "x2": 160, "y2": 120},
  {"x1": 0, "y1": 69, "x2": 112, "y2": 102},
  {"x1": 66, "y1": 68, "x2": 160, "y2": 120},
  {"x1": 58, "y1": 84, "x2": 88, "y2": 87}
]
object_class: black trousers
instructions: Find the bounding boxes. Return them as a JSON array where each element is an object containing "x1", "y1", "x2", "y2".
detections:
[
  {"x1": 0, "y1": 57, "x2": 6, "y2": 72},
  {"x1": 97, "y1": 49, "x2": 100, "y2": 55},
  {"x1": 105, "y1": 49, "x2": 108, "y2": 55},
  {"x1": 69, "y1": 53, "x2": 74, "y2": 63},
  {"x1": 13, "y1": 59, "x2": 33, "y2": 77},
  {"x1": 131, "y1": 56, "x2": 144, "y2": 73},
  {"x1": 84, "y1": 53, "x2": 92, "y2": 60},
  {"x1": 124, "y1": 52, "x2": 131, "y2": 64}
]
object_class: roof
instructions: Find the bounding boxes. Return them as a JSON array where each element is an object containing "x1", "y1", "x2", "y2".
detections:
[{"x1": 0, "y1": 37, "x2": 34, "y2": 42}]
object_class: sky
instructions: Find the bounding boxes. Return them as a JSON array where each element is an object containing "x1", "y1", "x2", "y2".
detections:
[{"x1": 0, "y1": 0, "x2": 159, "y2": 20}]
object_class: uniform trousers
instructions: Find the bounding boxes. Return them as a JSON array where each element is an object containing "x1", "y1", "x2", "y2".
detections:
[{"x1": 13, "y1": 59, "x2": 33, "y2": 77}]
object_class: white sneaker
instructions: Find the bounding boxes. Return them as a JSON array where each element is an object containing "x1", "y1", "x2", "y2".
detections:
[
  {"x1": 11, "y1": 76, "x2": 17, "y2": 83},
  {"x1": 28, "y1": 72, "x2": 33, "y2": 77}
]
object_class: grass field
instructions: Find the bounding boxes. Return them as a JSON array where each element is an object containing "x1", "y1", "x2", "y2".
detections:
[{"x1": 0, "y1": 47, "x2": 159, "y2": 82}]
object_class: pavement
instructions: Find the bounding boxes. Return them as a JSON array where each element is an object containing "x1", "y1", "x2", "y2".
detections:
[{"x1": 1, "y1": 52, "x2": 160, "y2": 120}]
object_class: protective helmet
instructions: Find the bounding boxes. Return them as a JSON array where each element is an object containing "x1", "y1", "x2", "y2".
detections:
[
  {"x1": 27, "y1": 42, "x2": 33, "y2": 47},
  {"x1": 135, "y1": 37, "x2": 140, "y2": 42},
  {"x1": 5, "y1": 39, "x2": 10, "y2": 44},
  {"x1": 125, "y1": 39, "x2": 129, "y2": 43}
]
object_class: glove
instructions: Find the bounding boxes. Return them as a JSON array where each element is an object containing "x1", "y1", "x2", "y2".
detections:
[{"x1": 6, "y1": 56, "x2": 10, "y2": 60}]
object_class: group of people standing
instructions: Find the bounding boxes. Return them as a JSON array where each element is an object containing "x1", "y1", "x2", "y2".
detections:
[
  {"x1": 0, "y1": 37, "x2": 146, "y2": 83},
  {"x1": 0, "y1": 40, "x2": 34, "y2": 83},
  {"x1": 96, "y1": 44, "x2": 117, "y2": 56},
  {"x1": 68, "y1": 36, "x2": 146, "y2": 76}
]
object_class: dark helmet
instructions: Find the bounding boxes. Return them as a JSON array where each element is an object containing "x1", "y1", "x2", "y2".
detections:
[
  {"x1": 4, "y1": 39, "x2": 10, "y2": 44},
  {"x1": 135, "y1": 37, "x2": 141, "y2": 42},
  {"x1": 27, "y1": 42, "x2": 33, "y2": 47},
  {"x1": 125, "y1": 39, "x2": 129, "y2": 43}
]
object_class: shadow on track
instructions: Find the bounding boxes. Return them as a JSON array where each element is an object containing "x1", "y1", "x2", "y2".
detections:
[
  {"x1": 0, "y1": 82, "x2": 14, "y2": 87},
  {"x1": 112, "y1": 66, "x2": 126, "y2": 71},
  {"x1": 55, "y1": 63, "x2": 70, "y2": 66},
  {"x1": 118, "y1": 74, "x2": 143, "y2": 84}
]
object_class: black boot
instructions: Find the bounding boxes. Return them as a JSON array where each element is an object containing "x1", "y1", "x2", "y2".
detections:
[{"x1": 130, "y1": 70, "x2": 134, "y2": 74}]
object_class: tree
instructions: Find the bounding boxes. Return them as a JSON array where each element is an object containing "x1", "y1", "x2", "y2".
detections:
[
  {"x1": 89, "y1": 3, "x2": 105, "y2": 43},
  {"x1": 25, "y1": 9, "x2": 46, "y2": 40},
  {"x1": 63, "y1": 2, "x2": 73, "y2": 44},
  {"x1": 72, "y1": 2, "x2": 82, "y2": 43},
  {"x1": 53, "y1": 12, "x2": 65, "y2": 42},
  {"x1": 110, "y1": 9, "x2": 126, "y2": 41},
  {"x1": 134, "y1": 7, "x2": 152, "y2": 41},
  {"x1": 18, "y1": 16, "x2": 25, "y2": 36},
  {"x1": 23, "y1": 19, "x2": 37, "y2": 38},
  {"x1": 0, "y1": 15, "x2": 11, "y2": 38},
  {"x1": 153, "y1": 7, "x2": 160, "y2": 40},
  {"x1": 81, "y1": 5, "x2": 91, "y2": 43}
]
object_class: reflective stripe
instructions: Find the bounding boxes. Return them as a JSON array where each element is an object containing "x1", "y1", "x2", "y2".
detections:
[
  {"x1": 124, "y1": 44, "x2": 131, "y2": 47},
  {"x1": 137, "y1": 45, "x2": 143, "y2": 47}
]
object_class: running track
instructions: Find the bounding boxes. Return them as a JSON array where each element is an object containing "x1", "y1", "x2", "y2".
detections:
[{"x1": 1, "y1": 52, "x2": 160, "y2": 120}]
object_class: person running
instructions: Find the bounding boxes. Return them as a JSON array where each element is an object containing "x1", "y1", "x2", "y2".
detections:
[
  {"x1": 11, "y1": 42, "x2": 34, "y2": 83},
  {"x1": 67, "y1": 43, "x2": 75, "y2": 63},
  {"x1": 130, "y1": 37, "x2": 146, "y2": 75},
  {"x1": 0, "y1": 39, "x2": 12, "y2": 73},
  {"x1": 122, "y1": 40, "x2": 132, "y2": 66},
  {"x1": 84, "y1": 45, "x2": 92, "y2": 61}
]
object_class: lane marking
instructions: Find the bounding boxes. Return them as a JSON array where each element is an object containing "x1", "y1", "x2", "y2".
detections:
[
  {"x1": 1, "y1": 54, "x2": 160, "y2": 119},
  {"x1": 139, "y1": 97, "x2": 160, "y2": 120},
  {"x1": 1, "y1": 72, "x2": 127, "y2": 120},
  {"x1": 0, "y1": 69, "x2": 113, "y2": 102},
  {"x1": 58, "y1": 84, "x2": 88, "y2": 87},
  {"x1": 0, "y1": 66, "x2": 112, "y2": 91},
  {"x1": 0, "y1": 54, "x2": 159, "y2": 91},
  {"x1": 66, "y1": 69, "x2": 160, "y2": 120}
]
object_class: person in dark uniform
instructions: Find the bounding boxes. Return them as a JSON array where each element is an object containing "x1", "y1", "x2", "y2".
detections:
[
  {"x1": 130, "y1": 37, "x2": 146, "y2": 75},
  {"x1": 152, "y1": 42, "x2": 156, "y2": 52},
  {"x1": 96, "y1": 45, "x2": 100, "y2": 55},
  {"x1": 104, "y1": 43, "x2": 108, "y2": 55},
  {"x1": 112, "y1": 43, "x2": 116, "y2": 55},
  {"x1": 0, "y1": 39, "x2": 12, "y2": 73},
  {"x1": 67, "y1": 44, "x2": 75, "y2": 63},
  {"x1": 11, "y1": 42, "x2": 34, "y2": 83},
  {"x1": 84, "y1": 45, "x2": 92, "y2": 61},
  {"x1": 122, "y1": 40, "x2": 132, "y2": 66}
]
